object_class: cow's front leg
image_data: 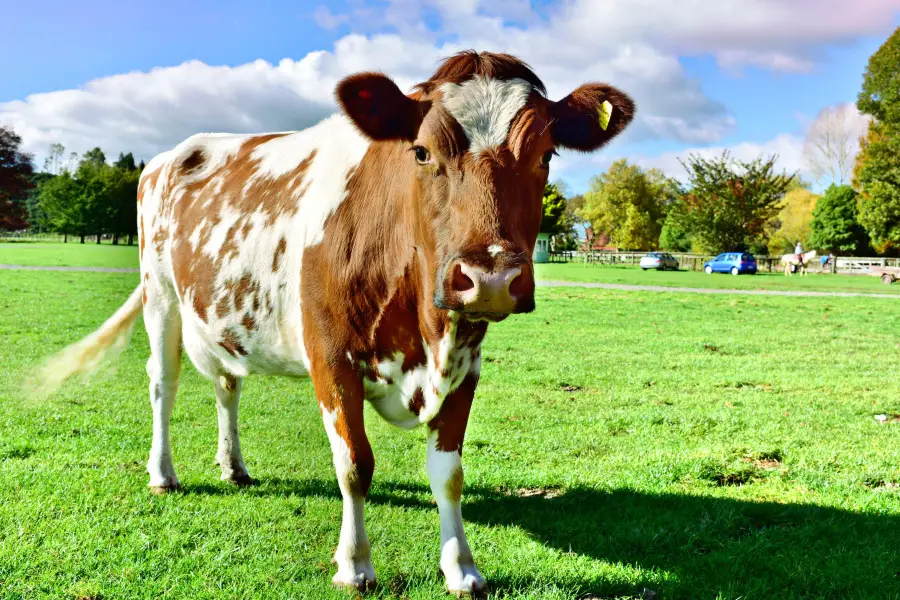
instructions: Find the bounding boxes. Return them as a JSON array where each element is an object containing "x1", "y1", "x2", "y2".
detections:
[
  {"x1": 427, "y1": 375, "x2": 486, "y2": 595},
  {"x1": 315, "y1": 365, "x2": 376, "y2": 591}
]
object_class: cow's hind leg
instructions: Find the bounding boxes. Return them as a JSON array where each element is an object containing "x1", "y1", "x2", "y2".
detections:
[
  {"x1": 143, "y1": 292, "x2": 182, "y2": 493},
  {"x1": 215, "y1": 374, "x2": 253, "y2": 485},
  {"x1": 427, "y1": 376, "x2": 486, "y2": 596}
]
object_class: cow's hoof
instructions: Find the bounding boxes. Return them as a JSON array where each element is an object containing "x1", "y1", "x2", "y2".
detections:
[
  {"x1": 148, "y1": 483, "x2": 182, "y2": 495},
  {"x1": 225, "y1": 473, "x2": 256, "y2": 487},
  {"x1": 332, "y1": 571, "x2": 376, "y2": 592},
  {"x1": 445, "y1": 566, "x2": 487, "y2": 598}
]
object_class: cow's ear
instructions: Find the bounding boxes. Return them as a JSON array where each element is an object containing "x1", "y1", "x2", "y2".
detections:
[
  {"x1": 550, "y1": 83, "x2": 635, "y2": 151},
  {"x1": 336, "y1": 73, "x2": 428, "y2": 142}
]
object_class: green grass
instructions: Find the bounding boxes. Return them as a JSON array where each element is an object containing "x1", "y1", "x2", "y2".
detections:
[
  {"x1": 2, "y1": 269, "x2": 900, "y2": 599},
  {"x1": 535, "y1": 263, "x2": 898, "y2": 295},
  {"x1": 2, "y1": 243, "x2": 896, "y2": 297},
  {"x1": 0, "y1": 242, "x2": 139, "y2": 268}
]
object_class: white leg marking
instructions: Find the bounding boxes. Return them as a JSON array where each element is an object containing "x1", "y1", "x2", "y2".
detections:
[
  {"x1": 144, "y1": 300, "x2": 182, "y2": 491},
  {"x1": 321, "y1": 406, "x2": 376, "y2": 590},
  {"x1": 427, "y1": 431, "x2": 485, "y2": 594},
  {"x1": 215, "y1": 374, "x2": 251, "y2": 484}
]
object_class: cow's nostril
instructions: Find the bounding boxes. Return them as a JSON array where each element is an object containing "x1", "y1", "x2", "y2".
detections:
[
  {"x1": 451, "y1": 263, "x2": 475, "y2": 292},
  {"x1": 508, "y1": 271, "x2": 527, "y2": 299}
]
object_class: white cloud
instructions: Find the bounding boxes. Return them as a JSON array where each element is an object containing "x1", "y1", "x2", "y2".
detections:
[{"x1": 2, "y1": 0, "x2": 896, "y2": 167}]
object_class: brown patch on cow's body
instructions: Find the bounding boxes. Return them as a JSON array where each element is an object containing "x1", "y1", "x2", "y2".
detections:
[
  {"x1": 219, "y1": 329, "x2": 247, "y2": 357},
  {"x1": 273, "y1": 237, "x2": 287, "y2": 272},
  {"x1": 178, "y1": 149, "x2": 206, "y2": 175},
  {"x1": 169, "y1": 133, "x2": 310, "y2": 323},
  {"x1": 242, "y1": 313, "x2": 256, "y2": 332},
  {"x1": 428, "y1": 374, "x2": 478, "y2": 454},
  {"x1": 445, "y1": 465, "x2": 464, "y2": 502},
  {"x1": 409, "y1": 389, "x2": 425, "y2": 415}
]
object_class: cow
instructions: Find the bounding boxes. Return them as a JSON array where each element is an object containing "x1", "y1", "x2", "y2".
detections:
[{"x1": 37, "y1": 51, "x2": 634, "y2": 594}]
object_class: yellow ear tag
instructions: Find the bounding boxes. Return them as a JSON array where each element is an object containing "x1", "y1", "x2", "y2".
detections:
[{"x1": 598, "y1": 100, "x2": 613, "y2": 131}]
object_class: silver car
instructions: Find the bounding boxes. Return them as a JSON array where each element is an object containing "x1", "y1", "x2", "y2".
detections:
[{"x1": 640, "y1": 252, "x2": 679, "y2": 271}]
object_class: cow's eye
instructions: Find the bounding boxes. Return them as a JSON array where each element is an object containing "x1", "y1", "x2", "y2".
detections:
[
  {"x1": 413, "y1": 146, "x2": 431, "y2": 164},
  {"x1": 540, "y1": 149, "x2": 557, "y2": 167}
]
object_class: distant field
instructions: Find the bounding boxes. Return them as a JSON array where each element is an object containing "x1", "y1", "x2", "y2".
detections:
[
  {"x1": 2, "y1": 243, "x2": 898, "y2": 296},
  {"x1": 2, "y1": 270, "x2": 900, "y2": 598},
  {"x1": 535, "y1": 263, "x2": 898, "y2": 295},
  {"x1": 0, "y1": 242, "x2": 139, "y2": 268}
]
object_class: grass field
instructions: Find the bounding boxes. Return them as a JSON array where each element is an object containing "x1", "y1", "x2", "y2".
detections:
[
  {"x1": 534, "y1": 263, "x2": 898, "y2": 295},
  {"x1": 0, "y1": 243, "x2": 140, "y2": 269},
  {"x1": 3, "y1": 246, "x2": 900, "y2": 599},
  {"x1": 2, "y1": 242, "x2": 897, "y2": 297}
]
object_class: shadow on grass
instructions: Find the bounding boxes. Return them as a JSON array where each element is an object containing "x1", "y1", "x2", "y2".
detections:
[{"x1": 188, "y1": 477, "x2": 900, "y2": 599}]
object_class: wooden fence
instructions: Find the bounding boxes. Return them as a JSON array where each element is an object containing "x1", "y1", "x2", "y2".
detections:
[{"x1": 548, "y1": 251, "x2": 898, "y2": 275}]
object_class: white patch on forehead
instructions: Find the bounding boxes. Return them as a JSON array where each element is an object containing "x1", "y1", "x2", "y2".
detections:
[
  {"x1": 439, "y1": 76, "x2": 533, "y2": 154},
  {"x1": 487, "y1": 245, "x2": 503, "y2": 257}
]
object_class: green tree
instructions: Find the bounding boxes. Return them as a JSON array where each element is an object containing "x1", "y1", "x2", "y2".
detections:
[
  {"x1": 541, "y1": 182, "x2": 566, "y2": 235},
  {"x1": 855, "y1": 27, "x2": 900, "y2": 252},
  {"x1": 809, "y1": 184, "x2": 869, "y2": 254},
  {"x1": 579, "y1": 159, "x2": 674, "y2": 250},
  {"x1": 37, "y1": 172, "x2": 84, "y2": 242},
  {"x1": 679, "y1": 151, "x2": 795, "y2": 253},
  {"x1": 115, "y1": 152, "x2": 137, "y2": 171},
  {"x1": 0, "y1": 125, "x2": 35, "y2": 231},
  {"x1": 659, "y1": 198, "x2": 693, "y2": 252}
]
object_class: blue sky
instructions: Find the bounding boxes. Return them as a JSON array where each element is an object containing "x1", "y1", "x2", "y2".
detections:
[{"x1": 1, "y1": 0, "x2": 898, "y2": 193}]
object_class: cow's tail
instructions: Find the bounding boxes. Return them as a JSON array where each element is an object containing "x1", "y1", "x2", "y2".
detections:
[{"x1": 27, "y1": 285, "x2": 144, "y2": 397}]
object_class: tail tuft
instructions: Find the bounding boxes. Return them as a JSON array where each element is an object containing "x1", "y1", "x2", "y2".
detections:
[{"x1": 24, "y1": 285, "x2": 144, "y2": 398}]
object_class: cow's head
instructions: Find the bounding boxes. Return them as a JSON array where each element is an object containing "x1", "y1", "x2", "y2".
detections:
[{"x1": 337, "y1": 51, "x2": 634, "y2": 322}]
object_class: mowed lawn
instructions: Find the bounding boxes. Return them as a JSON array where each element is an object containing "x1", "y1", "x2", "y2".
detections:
[
  {"x1": 535, "y1": 263, "x2": 900, "y2": 295},
  {"x1": 3, "y1": 261, "x2": 900, "y2": 600},
  {"x1": 3, "y1": 242, "x2": 899, "y2": 297}
]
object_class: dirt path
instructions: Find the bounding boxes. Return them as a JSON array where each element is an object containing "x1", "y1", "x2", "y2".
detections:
[{"x1": 2, "y1": 264, "x2": 897, "y2": 298}]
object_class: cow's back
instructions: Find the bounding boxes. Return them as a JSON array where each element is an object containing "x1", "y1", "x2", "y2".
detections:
[{"x1": 137, "y1": 115, "x2": 371, "y2": 379}]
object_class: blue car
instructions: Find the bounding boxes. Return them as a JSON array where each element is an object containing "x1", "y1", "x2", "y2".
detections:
[{"x1": 704, "y1": 252, "x2": 757, "y2": 275}]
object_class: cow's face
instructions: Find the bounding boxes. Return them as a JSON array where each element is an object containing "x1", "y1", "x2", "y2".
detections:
[{"x1": 337, "y1": 60, "x2": 634, "y2": 321}]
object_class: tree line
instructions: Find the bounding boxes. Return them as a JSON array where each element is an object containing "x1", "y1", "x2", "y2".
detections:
[{"x1": 0, "y1": 135, "x2": 144, "y2": 244}]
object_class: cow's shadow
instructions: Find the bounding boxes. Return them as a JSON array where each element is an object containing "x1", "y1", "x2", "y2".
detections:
[{"x1": 192, "y1": 476, "x2": 900, "y2": 598}]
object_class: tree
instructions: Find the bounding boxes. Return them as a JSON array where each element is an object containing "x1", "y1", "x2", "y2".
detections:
[
  {"x1": 115, "y1": 152, "x2": 137, "y2": 171},
  {"x1": 659, "y1": 198, "x2": 693, "y2": 252},
  {"x1": 803, "y1": 105, "x2": 864, "y2": 186},
  {"x1": 679, "y1": 151, "x2": 795, "y2": 253},
  {"x1": 809, "y1": 184, "x2": 869, "y2": 254},
  {"x1": 541, "y1": 182, "x2": 566, "y2": 235},
  {"x1": 37, "y1": 172, "x2": 84, "y2": 242},
  {"x1": 578, "y1": 159, "x2": 674, "y2": 250},
  {"x1": 43, "y1": 143, "x2": 66, "y2": 175},
  {"x1": 81, "y1": 147, "x2": 106, "y2": 168},
  {"x1": 854, "y1": 27, "x2": 900, "y2": 252},
  {"x1": 0, "y1": 125, "x2": 35, "y2": 231},
  {"x1": 765, "y1": 188, "x2": 819, "y2": 255}
]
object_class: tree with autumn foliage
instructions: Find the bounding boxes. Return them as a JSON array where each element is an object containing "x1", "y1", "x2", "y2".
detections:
[
  {"x1": 579, "y1": 159, "x2": 678, "y2": 251},
  {"x1": 764, "y1": 181, "x2": 819, "y2": 255},
  {"x1": 854, "y1": 26, "x2": 900, "y2": 252},
  {"x1": 0, "y1": 125, "x2": 35, "y2": 231},
  {"x1": 678, "y1": 151, "x2": 795, "y2": 253}
]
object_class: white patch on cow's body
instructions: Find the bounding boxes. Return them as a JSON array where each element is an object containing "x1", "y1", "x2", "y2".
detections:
[
  {"x1": 141, "y1": 115, "x2": 370, "y2": 382},
  {"x1": 321, "y1": 405, "x2": 376, "y2": 589},
  {"x1": 426, "y1": 432, "x2": 485, "y2": 594},
  {"x1": 440, "y1": 76, "x2": 532, "y2": 154},
  {"x1": 487, "y1": 244, "x2": 503, "y2": 257},
  {"x1": 363, "y1": 314, "x2": 478, "y2": 429}
]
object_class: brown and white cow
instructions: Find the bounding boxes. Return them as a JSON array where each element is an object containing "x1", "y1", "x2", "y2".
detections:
[{"x1": 40, "y1": 51, "x2": 633, "y2": 594}]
